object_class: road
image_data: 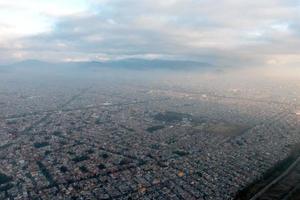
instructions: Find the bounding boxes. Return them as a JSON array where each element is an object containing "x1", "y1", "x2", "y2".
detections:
[{"x1": 250, "y1": 156, "x2": 300, "y2": 200}]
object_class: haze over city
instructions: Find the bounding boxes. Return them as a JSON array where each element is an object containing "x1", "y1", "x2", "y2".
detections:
[{"x1": 0, "y1": 1, "x2": 300, "y2": 200}]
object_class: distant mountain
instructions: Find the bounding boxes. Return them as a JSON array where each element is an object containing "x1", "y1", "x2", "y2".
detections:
[
  {"x1": 0, "y1": 59, "x2": 213, "y2": 71},
  {"x1": 11, "y1": 59, "x2": 51, "y2": 67},
  {"x1": 79, "y1": 59, "x2": 212, "y2": 70},
  {"x1": 0, "y1": 60, "x2": 54, "y2": 70}
]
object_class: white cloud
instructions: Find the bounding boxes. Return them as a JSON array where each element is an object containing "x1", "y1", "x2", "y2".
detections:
[
  {"x1": 1, "y1": 0, "x2": 300, "y2": 66},
  {"x1": 0, "y1": 0, "x2": 89, "y2": 40}
]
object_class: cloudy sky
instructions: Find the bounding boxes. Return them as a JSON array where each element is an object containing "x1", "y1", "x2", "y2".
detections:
[{"x1": 0, "y1": 0, "x2": 299, "y2": 66}]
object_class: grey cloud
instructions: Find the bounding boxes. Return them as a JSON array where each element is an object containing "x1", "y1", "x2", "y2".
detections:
[{"x1": 2, "y1": 0, "x2": 300, "y2": 67}]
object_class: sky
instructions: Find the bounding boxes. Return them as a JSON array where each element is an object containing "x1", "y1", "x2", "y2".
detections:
[{"x1": 0, "y1": 0, "x2": 300, "y2": 66}]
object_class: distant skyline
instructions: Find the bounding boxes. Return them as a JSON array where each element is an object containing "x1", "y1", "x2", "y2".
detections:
[{"x1": 0, "y1": 0, "x2": 300, "y2": 67}]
